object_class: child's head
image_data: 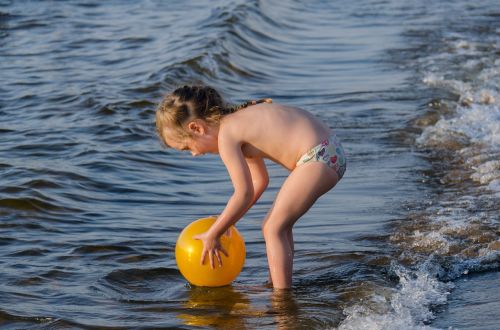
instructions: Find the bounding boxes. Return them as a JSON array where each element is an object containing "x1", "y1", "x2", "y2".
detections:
[{"x1": 156, "y1": 85, "x2": 228, "y2": 146}]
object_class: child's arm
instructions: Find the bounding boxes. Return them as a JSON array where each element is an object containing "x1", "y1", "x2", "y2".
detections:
[
  {"x1": 208, "y1": 157, "x2": 268, "y2": 236},
  {"x1": 245, "y1": 156, "x2": 269, "y2": 211},
  {"x1": 193, "y1": 127, "x2": 263, "y2": 268}
]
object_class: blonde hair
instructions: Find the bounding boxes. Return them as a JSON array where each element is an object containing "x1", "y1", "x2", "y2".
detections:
[{"x1": 155, "y1": 85, "x2": 271, "y2": 145}]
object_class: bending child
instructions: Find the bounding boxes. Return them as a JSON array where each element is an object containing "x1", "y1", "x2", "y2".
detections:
[{"x1": 156, "y1": 85, "x2": 346, "y2": 289}]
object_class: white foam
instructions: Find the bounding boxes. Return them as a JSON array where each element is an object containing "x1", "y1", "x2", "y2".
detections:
[
  {"x1": 422, "y1": 74, "x2": 471, "y2": 97},
  {"x1": 338, "y1": 31, "x2": 500, "y2": 330},
  {"x1": 418, "y1": 33, "x2": 500, "y2": 194},
  {"x1": 411, "y1": 231, "x2": 450, "y2": 254},
  {"x1": 452, "y1": 40, "x2": 472, "y2": 51},
  {"x1": 337, "y1": 264, "x2": 451, "y2": 330},
  {"x1": 336, "y1": 249, "x2": 499, "y2": 330},
  {"x1": 417, "y1": 91, "x2": 500, "y2": 192},
  {"x1": 419, "y1": 98, "x2": 499, "y2": 144},
  {"x1": 471, "y1": 160, "x2": 500, "y2": 185}
]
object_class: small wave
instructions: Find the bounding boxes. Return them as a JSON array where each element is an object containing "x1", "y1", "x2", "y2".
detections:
[
  {"x1": 0, "y1": 309, "x2": 54, "y2": 325},
  {"x1": 0, "y1": 11, "x2": 12, "y2": 20},
  {"x1": 392, "y1": 195, "x2": 499, "y2": 261},
  {"x1": 97, "y1": 267, "x2": 186, "y2": 302},
  {"x1": 377, "y1": 192, "x2": 499, "y2": 329},
  {"x1": 415, "y1": 31, "x2": 500, "y2": 193},
  {"x1": 119, "y1": 36, "x2": 154, "y2": 43},
  {"x1": 0, "y1": 128, "x2": 15, "y2": 134},
  {"x1": 127, "y1": 99, "x2": 155, "y2": 109},
  {"x1": 96, "y1": 104, "x2": 117, "y2": 116},
  {"x1": 337, "y1": 263, "x2": 451, "y2": 330},
  {"x1": 0, "y1": 236, "x2": 18, "y2": 246},
  {"x1": 124, "y1": 81, "x2": 162, "y2": 94},
  {"x1": 9, "y1": 179, "x2": 62, "y2": 190},
  {"x1": 153, "y1": 1, "x2": 310, "y2": 90},
  {"x1": 470, "y1": 159, "x2": 500, "y2": 191},
  {"x1": 10, "y1": 141, "x2": 80, "y2": 153},
  {"x1": 0, "y1": 197, "x2": 61, "y2": 212},
  {"x1": 13, "y1": 276, "x2": 46, "y2": 286},
  {"x1": 72, "y1": 244, "x2": 136, "y2": 255},
  {"x1": 8, "y1": 248, "x2": 50, "y2": 257},
  {"x1": 10, "y1": 18, "x2": 49, "y2": 30},
  {"x1": 40, "y1": 269, "x2": 78, "y2": 280},
  {"x1": 103, "y1": 267, "x2": 180, "y2": 283},
  {"x1": 117, "y1": 253, "x2": 162, "y2": 264}
]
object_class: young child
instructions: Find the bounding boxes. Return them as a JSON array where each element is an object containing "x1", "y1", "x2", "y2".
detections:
[{"x1": 156, "y1": 85, "x2": 346, "y2": 289}]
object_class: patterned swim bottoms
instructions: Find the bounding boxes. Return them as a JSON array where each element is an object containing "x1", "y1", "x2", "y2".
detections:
[{"x1": 295, "y1": 134, "x2": 347, "y2": 179}]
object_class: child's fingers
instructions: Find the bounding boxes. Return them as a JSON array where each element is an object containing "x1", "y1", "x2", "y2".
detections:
[
  {"x1": 215, "y1": 251, "x2": 223, "y2": 267},
  {"x1": 200, "y1": 249, "x2": 207, "y2": 265},
  {"x1": 209, "y1": 251, "x2": 215, "y2": 269}
]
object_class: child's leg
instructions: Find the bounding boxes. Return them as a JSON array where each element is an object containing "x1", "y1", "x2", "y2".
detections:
[
  {"x1": 266, "y1": 228, "x2": 293, "y2": 286},
  {"x1": 287, "y1": 228, "x2": 294, "y2": 260},
  {"x1": 262, "y1": 162, "x2": 338, "y2": 289}
]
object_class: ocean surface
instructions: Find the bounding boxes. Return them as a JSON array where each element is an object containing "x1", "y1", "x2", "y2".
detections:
[{"x1": 1, "y1": 0, "x2": 499, "y2": 329}]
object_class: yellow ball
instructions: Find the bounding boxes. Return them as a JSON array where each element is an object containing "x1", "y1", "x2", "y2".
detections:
[{"x1": 175, "y1": 217, "x2": 246, "y2": 287}]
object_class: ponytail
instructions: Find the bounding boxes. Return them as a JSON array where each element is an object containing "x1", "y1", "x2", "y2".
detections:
[{"x1": 223, "y1": 98, "x2": 273, "y2": 114}]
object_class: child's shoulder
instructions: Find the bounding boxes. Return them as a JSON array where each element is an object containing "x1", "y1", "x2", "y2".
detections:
[{"x1": 219, "y1": 103, "x2": 273, "y2": 136}]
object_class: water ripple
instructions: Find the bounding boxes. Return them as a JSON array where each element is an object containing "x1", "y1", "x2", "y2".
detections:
[{"x1": 1, "y1": 0, "x2": 497, "y2": 328}]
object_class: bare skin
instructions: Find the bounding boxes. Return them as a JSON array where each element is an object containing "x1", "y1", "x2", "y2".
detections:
[{"x1": 161, "y1": 103, "x2": 340, "y2": 289}]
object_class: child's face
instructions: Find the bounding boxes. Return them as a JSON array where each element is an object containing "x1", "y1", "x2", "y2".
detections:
[{"x1": 162, "y1": 124, "x2": 218, "y2": 156}]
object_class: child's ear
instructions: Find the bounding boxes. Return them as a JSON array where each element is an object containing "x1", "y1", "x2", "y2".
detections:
[{"x1": 187, "y1": 120, "x2": 205, "y2": 135}]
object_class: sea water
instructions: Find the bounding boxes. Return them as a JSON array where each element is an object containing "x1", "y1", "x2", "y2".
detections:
[{"x1": 0, "y1": 0, "x2": 498, "y2": 328}]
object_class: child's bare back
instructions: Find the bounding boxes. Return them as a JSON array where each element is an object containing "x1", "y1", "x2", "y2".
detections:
[{"x1": 221, "y1": 103, "x2": 332, "y2": 170}]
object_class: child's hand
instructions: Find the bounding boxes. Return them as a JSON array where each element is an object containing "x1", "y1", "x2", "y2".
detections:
[{"x1": 193, "y1": 231, "x2": 229, "y2": 269}]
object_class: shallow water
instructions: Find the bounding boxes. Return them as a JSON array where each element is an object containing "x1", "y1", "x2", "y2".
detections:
[{"x1": 1, "y1": 0, "x2": 499, "y2": 329}]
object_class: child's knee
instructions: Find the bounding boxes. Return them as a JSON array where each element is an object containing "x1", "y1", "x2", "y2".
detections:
[{"x1": 262, "y1": 220, "x2": 289, "y2": 240}]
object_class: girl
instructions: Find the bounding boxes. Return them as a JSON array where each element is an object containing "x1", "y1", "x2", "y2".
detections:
[{"x1": 156, "y1": 85, "x2": 346, "y2": 289}]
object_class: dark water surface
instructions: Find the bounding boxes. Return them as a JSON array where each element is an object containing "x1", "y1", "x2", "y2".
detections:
[{"x1": 1, "y1": 0, "x2": 499, "y2": 329}]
